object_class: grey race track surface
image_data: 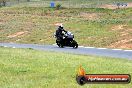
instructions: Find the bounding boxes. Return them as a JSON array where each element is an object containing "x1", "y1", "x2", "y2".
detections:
[{"x1": 0, "y1": 43, "x2": 132, "y2": 59}]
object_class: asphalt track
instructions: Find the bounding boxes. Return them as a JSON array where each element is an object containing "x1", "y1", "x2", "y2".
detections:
[{"x1": 0, "y1": 43, "x2": 132, "y2": 59}]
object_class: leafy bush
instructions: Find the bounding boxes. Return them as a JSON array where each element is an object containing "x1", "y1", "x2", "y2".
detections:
[{"x1": 56, "y1": 3, "x2": 61, "y2": 10}]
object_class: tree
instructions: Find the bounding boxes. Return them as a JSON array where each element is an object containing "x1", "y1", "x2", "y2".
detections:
[
  {"x1": 116, "y1": 3, "x2": 120, "y2": 9},
  {"x1": 56, "y1": 3, "x2": 61, "y2": 10}
]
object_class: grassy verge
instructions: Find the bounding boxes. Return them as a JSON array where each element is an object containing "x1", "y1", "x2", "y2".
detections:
[
  {"x1": 0, "y1": 47, "x2": 132, "y2": 88},
  {"x1": 0, "y1": 7, "x2": 132, "y2": 49}
]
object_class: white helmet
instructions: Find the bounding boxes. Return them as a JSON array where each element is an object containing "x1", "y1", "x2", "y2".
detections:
[
  {"x1": 59, "y1": 24, "x2": 63, "y2": 27},
  {"x1": 54, "y1": 23, "x2": 64, "y2": 29},
  {"x1": 58, "y1": 24, "x2": 64, "y2": 29}
]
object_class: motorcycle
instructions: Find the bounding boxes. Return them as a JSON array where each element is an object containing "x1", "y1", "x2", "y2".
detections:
[{"x1": 54, "y1": 31, "x2": 78, "y2": 48}]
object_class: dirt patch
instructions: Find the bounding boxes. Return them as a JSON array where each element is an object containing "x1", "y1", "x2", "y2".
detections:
[
  {"x1": 0, "y1": 19, "x2": 4, "y2": 25},
  {"x1": 100, "y1": 4, "x2": 116, "y2": 9},
  {"x1": 7, "y1": 31, "x2": 28, "y2": 38},
  {"x1": 109, "y1": 39, "x2": 132, "y2": 49},
  {"x1": 109, "y1": 25, "x2": 132, "y2": 49},
  {"x1": 120, "y1": 29, "x2": 132, "y2": 37},
  {"x1": 0, "y1": 19, "x2": 3, "y2": 22},
  {"x1": 111, "y1": 25, "x2": 127, "y2": 30},
  {"x1": 0, "y1": 29, "x2": 3, "y2": 31},
  {"x1": 100, "y1": 2, "x2": 132, "y2": 9},
  {"x1": 80, "y1": 12, "x2": 101, "y2": 20},
  {"x1": 119, "y1": 44, "x2": 132, "y2": 49},
  {"x1": 108, "y1": 32, "x2": 132, "y2": 49}
]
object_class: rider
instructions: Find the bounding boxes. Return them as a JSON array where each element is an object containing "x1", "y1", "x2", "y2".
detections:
[{"x1": 55, "y1": 24, "x2": 67, "y2": 42}]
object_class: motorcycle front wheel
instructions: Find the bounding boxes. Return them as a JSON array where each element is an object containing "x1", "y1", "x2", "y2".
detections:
[{"x1": 72, "y1": 40, "x2": 78, "y2": 49}]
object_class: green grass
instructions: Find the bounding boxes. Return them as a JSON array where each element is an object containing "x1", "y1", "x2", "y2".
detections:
[
  {"x1": 0, "y1": 47, "x2": 132, "y2": 88},
  {"x1": 0, "y1": 6, "x2": 132, "y2": 49}
]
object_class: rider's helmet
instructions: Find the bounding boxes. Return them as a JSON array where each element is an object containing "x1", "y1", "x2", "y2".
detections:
[{"x1": 58, "y1": 24, "x2": 63, "y2": 30}]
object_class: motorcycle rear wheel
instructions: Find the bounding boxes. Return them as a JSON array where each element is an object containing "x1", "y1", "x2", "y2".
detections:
[{"x1": 56, "y1": 40, "x2": 64, "y2": 48}]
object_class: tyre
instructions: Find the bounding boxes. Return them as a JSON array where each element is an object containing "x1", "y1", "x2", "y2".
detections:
[
  {"x1": 57, "y1": 43, "x2": 60, "y2": 47},
  {"x1": 57, "y1": 43, "x2": 63, "y2": 48},
  {"x1": 56, "y1": 40, "x2": 64, "y2": 48},
  {"x1": 59, "y1": 43, "x2": 64, "y2": 48},
  {"x1": 56, "y1": 40, "x2": 60, "y2": 47},
  {"x1": 73, "y1": 43, "x2": 78, "y2": 48},
  {"x1": 72, "y1": 40, "x2": 78, "y2": 49}
]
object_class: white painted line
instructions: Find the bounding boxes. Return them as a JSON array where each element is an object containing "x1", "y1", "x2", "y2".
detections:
[
  {"x1": 52, "y1": 43, "x2": 132, "y2": 52},
  {"x1": 112, "y1": 49, "x2": 123, "y2": 51},
  {"x1": 10, "y1": 42, "x2": 14, "y2": 44},
  {"x1": 84, "y1": 47, "x2": 95, "y2": 49},
  {"x1": 12, "y1": 47, "x2": 16, "y2": 48},
  {"x1": 97, "y1": 48, "x2": 107, "y2": 50},
  {"x1": 78, "y1": 46, "x2": 84, "y2": 47},
  {"x1": 124, "y1": 50, "x2": 132, "y2": 52},
  {"x1": 52, "y1": 44, "x2": 57, "y2": 46},
  {"x1": 4, "y1": 46, "x2": 7, "y2": 47}
]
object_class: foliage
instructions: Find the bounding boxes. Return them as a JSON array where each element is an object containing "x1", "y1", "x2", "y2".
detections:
[
  {"x1": 56, "y1": 3, "x2": 61, "y2": 10},
  {"x1": 0, "y1": 47, "x2": 132, "y2": 88}
]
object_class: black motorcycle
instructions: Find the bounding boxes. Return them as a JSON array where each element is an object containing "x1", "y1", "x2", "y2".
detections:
[{"x1": 54, "y1": 31, "x2": 78, "y2": 48}]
